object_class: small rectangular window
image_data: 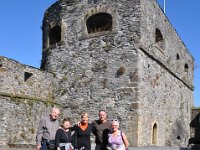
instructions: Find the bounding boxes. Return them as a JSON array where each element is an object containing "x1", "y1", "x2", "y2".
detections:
[{"x1": 24, "y1": 72, "x2": 33, "y2": 81}]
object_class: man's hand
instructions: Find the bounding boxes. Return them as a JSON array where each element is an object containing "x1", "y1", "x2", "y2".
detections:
[{"x1": 57, "y1": 147, "x2": 61, "y2": 150}]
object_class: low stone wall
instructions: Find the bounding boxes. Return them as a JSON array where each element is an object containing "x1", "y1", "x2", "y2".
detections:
[{"x1": 0, "y1": 95, "x2": 58, "y2": 147}]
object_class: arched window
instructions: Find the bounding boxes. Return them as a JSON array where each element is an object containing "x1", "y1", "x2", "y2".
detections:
[
  {"x1": 152, "y1": 123, "x2": 157, "y2": 145},
  {"x1": 176, "y1": 54, "x2": 180, "y2": 60},
  {"x1": 86, "y1": 13, "x2": 112, "y2": 34},
  {"x1": 49, "y1": 25, "x2": 61, "y2": 45},
  {"x1": 155, "y1": 28, "x2": 163, "y2": 43}
]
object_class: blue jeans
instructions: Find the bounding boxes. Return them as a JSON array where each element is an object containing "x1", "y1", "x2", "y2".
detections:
[{"x1": 42, "y1": 139, "x2": 56, "y2": 150}]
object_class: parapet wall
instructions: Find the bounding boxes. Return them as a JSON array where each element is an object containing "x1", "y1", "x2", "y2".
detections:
[
  {"x1": 0, "y1": 56, "x2": 59, "y2": 149},
  {"x1": 140, "y1": 0, "x2": 194, "y2": 90},
  {"x1": 0, "y1": 56, "x2": 55, "y2": 101}
]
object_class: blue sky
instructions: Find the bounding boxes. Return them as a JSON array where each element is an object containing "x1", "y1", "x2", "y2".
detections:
[{"x1": 0, "y1": 0, "x2": 199, "y2": 106}]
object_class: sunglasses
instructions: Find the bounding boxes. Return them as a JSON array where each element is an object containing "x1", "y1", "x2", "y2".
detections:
[{"x1": 112, "y1": 119, "x2": 119, "y2": 122}]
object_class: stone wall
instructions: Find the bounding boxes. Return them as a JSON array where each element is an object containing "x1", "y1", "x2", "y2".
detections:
[
  {"x1": 140, "y1": 0, "x2": 194, "y2": 89},
  {"x1": 0, "y1": 96, "x2": 53, "y2": 148},
  {"x1": 138, "y1": 49, "x2": 192, "y2": 146},
  {"x1": 0, "y1": 56, "x2": 55, "y2": 100},
  {"x1": 0, "y1": 56, "x2": 58, "y2": 148},
  {"x1": 138, "y1": 0, "x2": 194, "y2": 146},
  {"x1": 39, "y1": 0, "x2": 194, "y2": 147},
  {"x1": 41, "y1": 0, "x2": 142, "y2": 146},
  {"x1": 137, "y1": 0, "x2": 194, "y2": 147}
]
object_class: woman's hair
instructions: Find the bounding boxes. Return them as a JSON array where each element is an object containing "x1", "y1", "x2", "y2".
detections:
[
  {"x1": 111, "y1": 119, "x2": 120, "y2": 126},
  {"x1": 62, "y1": 118, "x2": 71, "y2": 124},
  {"x1": 81, "y1": 112, "x2": 89, "y2": 118}
]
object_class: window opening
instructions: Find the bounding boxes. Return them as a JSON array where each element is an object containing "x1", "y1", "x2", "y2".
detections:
[
  {"x1": 49, "y1": 25, "x2": 61, "y2": 45},
  {"x1": 86, "y1": 13, "x2": 112, "y2": 34},
  {"x1": 177, "y1": 136, "x2": 181, "y2": 140},
  {"x1": 184, "y1": 63, "x2": 189, "y2": 72},
  {"x1": 155, "y1": 29, "x2": 163, "y2": 43},
  {"x1": 176, "y1": 54, "x2": 180, "y2": 60},
  {"x1": 24, "y1": 72, "x2": 33, "y2": 81}
]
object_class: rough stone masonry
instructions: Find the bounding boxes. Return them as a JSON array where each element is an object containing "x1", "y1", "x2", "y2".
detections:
[{"x1": 0, "y1": 0, "x2": 194, "y2": 149}]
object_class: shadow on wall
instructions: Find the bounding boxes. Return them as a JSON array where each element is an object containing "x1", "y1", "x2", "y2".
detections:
[
  {"x1": 189, "y1": 111, "x2": 200, "y2": 148},
  {"x1": 165, "y1": 119, "x2": 188, "y2": 147}
]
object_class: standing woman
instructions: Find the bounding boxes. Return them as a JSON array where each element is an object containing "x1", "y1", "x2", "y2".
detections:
[
  {"x1": 55, "y1": 118, "x2": 73, "y2": 150},
  {"x1": 71, "y1": 112, "x2": 93, "y2": 150},
  {"x1": 107, "y1": 119, "x2": 129, "y2": 150}
]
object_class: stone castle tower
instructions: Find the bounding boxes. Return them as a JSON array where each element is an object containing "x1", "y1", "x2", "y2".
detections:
[{"x1": 0, "y1": 0, "x2": 194, "y2": 149}]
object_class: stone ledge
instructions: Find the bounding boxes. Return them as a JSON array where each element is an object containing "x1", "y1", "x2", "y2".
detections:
[
  {"x1": 0, "y1": 144, "x2": 35, "y2": 150},
  {"x1": 0, "y1": 92, "x2": 62, "y2": 107},
  {"x1": 116, "y1": 87, "x2": 134, "y2": 93}
]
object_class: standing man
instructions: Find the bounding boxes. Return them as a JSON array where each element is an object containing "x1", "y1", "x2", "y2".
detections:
[
  {"x1": 92, "y1": 110, "x2": 112, "y2": 150},
  {"x1": 36, "y1": 107, "x2": 60, "y2": 150}
]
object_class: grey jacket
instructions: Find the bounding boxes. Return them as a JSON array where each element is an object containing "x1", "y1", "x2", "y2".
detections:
[{"x1": 36, "y1": 115, "x2": 60, "y2": 145}]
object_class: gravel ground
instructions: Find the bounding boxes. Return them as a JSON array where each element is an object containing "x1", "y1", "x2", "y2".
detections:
[
  {"x1": 0, "y1": 145, "x2": 191, "y2": 150},
  {"x1": 128, "y1": 146, "x2": 190, "y2": 150}
]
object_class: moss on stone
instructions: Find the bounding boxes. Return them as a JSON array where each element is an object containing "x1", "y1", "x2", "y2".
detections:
[
  {"x1": 29, "y1": 128, "x2": 35, "y2": 134},
  {"x1": 0, "y1": 92, "x2": 61, "y2": 107}
]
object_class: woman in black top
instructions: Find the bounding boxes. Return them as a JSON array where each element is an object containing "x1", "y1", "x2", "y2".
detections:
[
  {"x1": 70, "y1": 113, "x2": 93, "y2": 150},
  {"x1": 55, "y1": 118, "x2": 73, "y2": 150}
]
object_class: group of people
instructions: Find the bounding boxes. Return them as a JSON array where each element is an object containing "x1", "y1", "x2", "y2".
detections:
[{"x1": 36, "y1": 107, "x2": 129, "y2": 150}]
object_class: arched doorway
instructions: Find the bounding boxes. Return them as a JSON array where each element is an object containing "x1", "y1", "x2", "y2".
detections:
[{"x1": 152, "y1": 123, "x2": 157, "y2": 145}]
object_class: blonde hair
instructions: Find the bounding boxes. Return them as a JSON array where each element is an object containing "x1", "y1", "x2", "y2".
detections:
[{"x1": 81, "y1": 112, "x2": 89, "y2": 118}]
